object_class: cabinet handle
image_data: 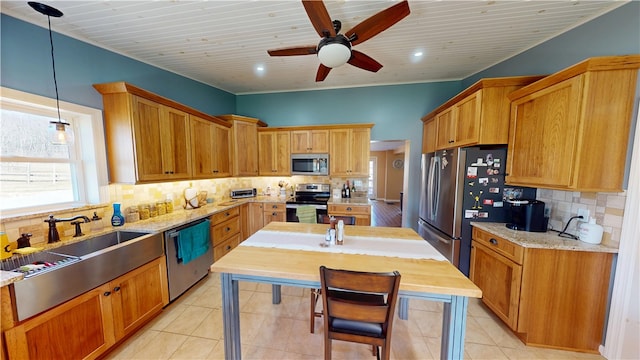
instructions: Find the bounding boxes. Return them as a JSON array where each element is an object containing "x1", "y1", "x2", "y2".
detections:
[
  {"x1": 489, "y1": 238, "x2": 498, "y2": 245},
  {"x1": 226, "y1": 245, "x2": 231, "y2": 251},
  {"x1": 225, "y1": 212, "x2": 231, "y2": 217},
  {"x1": 113, "y1": 286, "x2": 121, "y2": 292},
  {"x1": 346, "y1": 207, "x2": 352, "y2": 211},
  {"x1": 448, "y1": 140, "x2": 454, "y2": 143},
  {"x1": 103, "y1": 291, "x2": 111, "y2": 297},
  {"x1": 225, "y1": 227, "x2": 231, "y2": 232},
  {"x1": 272, "y1": 205, "x2": 278, "y2": 209},
  {"x1": 272, "y1": 212, "x2": 278, "y2": 216}
]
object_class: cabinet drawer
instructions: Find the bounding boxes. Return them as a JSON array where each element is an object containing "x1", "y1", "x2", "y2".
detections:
[
  {"x1": 328, "y1": 204, "x2": 371, "y2": 215},
  {"x1": 263, "y1": 202, "x2": 285, "y2": 211},
  {"x1": 472, "y1": 227, "x2": 524, "y2": 264},
  {"x1": 211, "y1": 217, "x2": 240, "y2": 245},
  {"x1": 210, "y1": 207, "x2": 240, "y2": 224},
  {"x1": 213, "y1": 234, "x2": 240, "y2": 262}
]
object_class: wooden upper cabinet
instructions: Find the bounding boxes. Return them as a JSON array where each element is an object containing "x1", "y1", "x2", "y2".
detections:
[
  {"x1": 93, "y1": 82, "x2": 229, "y2": 183},
  {"x1": 190, "y1": 115, "x2": 232, "y2": 179},
  {"x1": 422, "y1": 117, "x2": 437, "y2": 154},
  {"x1": 507, "y1": 55, "x2": 640, "y2": 191},
  {"x1": 217, "y1": 115, "x2": 266, "y2": 177},
  {"x1": 422, "y1": 76, "x2": 545, "y2": 151},
  {"x1": 329, "y1": 126, "x2": 371, "y2": 177},
  {"x1": 258, "y1": 130, "x2": 291, "y2": 175},
  {"x1": 291, "y1": 129, "x2": 329, "y2": 153}
]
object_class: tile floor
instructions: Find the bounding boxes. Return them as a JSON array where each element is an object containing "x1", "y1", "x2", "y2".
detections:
[{"x1": 105, "y1": 273, "x2": 606, "y2": 360}]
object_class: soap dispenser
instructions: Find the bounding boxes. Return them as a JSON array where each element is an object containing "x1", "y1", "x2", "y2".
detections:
[{"x1": 111, "y1": 203, "x2": 125, "y2": 227}]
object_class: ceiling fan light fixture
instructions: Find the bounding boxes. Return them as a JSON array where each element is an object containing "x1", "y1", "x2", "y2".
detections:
[{"x1": 317, "y1": 36, "x2": 351, "y2": 68}]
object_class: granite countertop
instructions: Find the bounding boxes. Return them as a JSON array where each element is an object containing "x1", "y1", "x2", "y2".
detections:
[
  {"x1": 327, "y1": 197, "x2": 371, "y2": 205},
  {"x1": 471, "y1": 222, "x2": 618, "y2": 254},
  {"x1": 1, "y1": 196, "x2": 290, "y2": 287}
]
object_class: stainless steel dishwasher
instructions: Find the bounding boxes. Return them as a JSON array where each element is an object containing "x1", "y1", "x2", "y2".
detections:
[{"x1": 164, "y1": 218, "x2": 213, "y2": 301}]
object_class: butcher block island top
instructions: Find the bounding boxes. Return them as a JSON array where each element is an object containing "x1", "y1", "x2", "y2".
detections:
[{"x1": 211, "y1": 221, "x2": 481, "y2": 298}]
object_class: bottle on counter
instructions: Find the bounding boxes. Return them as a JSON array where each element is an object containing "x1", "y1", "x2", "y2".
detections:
[
  {"x1": 345, "y1": 182, "x2": 351, "y2": 198},
  {"x1": 341, "y1": 185, "x2": 346, "y2": 198},
  {"x1": 111, "y1": 203, "x2": 125, "y2": 227},
  {"x1": 351, "y1": 182, "x2": 356, "y2": 194},
  {"x1": 336, "y1": 220, "x2": 344, "y2": 245}
]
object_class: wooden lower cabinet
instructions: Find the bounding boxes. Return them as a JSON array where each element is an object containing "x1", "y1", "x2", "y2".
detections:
[
  {"x1": 211, "y1": 207, "x2": 241, "y2": 262},
  {"x1": 247, "y1": 203, "x2": 264, "y2": 237},
  {"x1": 328, "y1": 203, "x2": 371, "y2": 226},
  {"x1": 470, "y1": 227, "x2": 614, "y2": 353},
  {"x1": 262, "y1": 203, "x2": 285, "y2": 226},
  {"x1": 4, "y1": 257, "x2": 168, "y2": 360}
]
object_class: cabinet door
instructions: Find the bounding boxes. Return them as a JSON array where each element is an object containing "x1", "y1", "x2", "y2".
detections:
[
  {"x1": 470, "y1": 241, "x2": 522, "y2": 330},
  {"x1": 329, "y1": 128, "x2": 370, "y2": 177},
  {"x1": 190, "y1": 116, "x2": 216, "y2": 179},
  {"x1": 422, "y1": 118, "x2": 437, "y2": 154},
  {"x1": 291, "y1": 130, "x2": 329, "y2": 153},
  {"x1": 133, "y1": 96, "x2": 165, "y2": 181},
  {"x1": 232, "y1": 121, "x2": 259, "y2": 176},
  {"x1": 329, "y1": 129, "x2": 351, "y2": 176},
  {"x1": 239, "y1": 203, "x2": 250, "y2": 241},
  {"x1": 349, "y1": 128, "x2": 371, "y2": 177},
  {"x1": 247, "y1": 203, "x2": 264, "y2": 237},
  {"x1": 110, "y1": 257, "x2": 168, "y2": 340},
  {"x1": 507, "y1": 76, "x2": 583, "y2": 188},
  {"x1": 263, "y1": 203, "x2": 285, "y2": 226},
  {"x1": 435, "y1": 107, "x2": 456, "y2": 149},
  {"x1": 212, "y1": 124, "x2": 231, "y2": 177},
  {"x1": 259, "y1": 131, "x2": 290, "y2": 175},
  {"x1": 455, "y1": 91, "x2": 482, "y2": 147},
  {"x1": 4, "y1": 284, "x2": 116, "y2": 360},
  {"x1": 161, "y1": 106, "x2": 191, "y2": 179}
]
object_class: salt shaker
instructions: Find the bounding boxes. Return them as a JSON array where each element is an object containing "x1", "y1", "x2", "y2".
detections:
[
  {"x1": 336, "y1": 220, "x2": 344, "y2": 245},
  {"x1": 329, "y1": 229, "x2": 336, "y2": 244},
  {"x1": 325, "y1": 229, "x2": 332, "y2": 246}
]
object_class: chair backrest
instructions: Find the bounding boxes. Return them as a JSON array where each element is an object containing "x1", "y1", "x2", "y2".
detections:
[
  {"x1": 319, "y1": 266, "x2": 401, "y2": 336},
  {"x1": 318, "y1": 214, "x2": 356, "y2": 225}
]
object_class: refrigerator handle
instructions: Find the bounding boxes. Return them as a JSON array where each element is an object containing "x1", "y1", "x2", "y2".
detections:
[{"x1": 427, "y1": 156, "x2": 440, "y2": 221}]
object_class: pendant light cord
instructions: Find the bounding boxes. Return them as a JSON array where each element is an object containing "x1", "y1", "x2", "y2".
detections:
[{"x1": 47, "y1": 15, "x2": 62, "y2": 123}]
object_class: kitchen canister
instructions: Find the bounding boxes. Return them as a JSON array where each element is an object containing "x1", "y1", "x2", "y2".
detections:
[{"x1": 578, "y1": 217, "x2": 603, "y2": 244}]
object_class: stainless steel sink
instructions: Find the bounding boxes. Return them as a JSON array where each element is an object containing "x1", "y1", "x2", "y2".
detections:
[
  {"x1": 9, "y1": 230, "x2": 164, "y2": 321},
  {"x1": 48, "y1": 230, "x2": 149, "y2": 257}
]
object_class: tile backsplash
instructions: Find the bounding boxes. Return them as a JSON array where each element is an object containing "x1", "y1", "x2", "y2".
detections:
[
  {"x1": 537, "y1": 189, "x2": 626, "y2": 248},
  {"x1": 1, "y1": 176, "x2": 369, "y2": 245}
]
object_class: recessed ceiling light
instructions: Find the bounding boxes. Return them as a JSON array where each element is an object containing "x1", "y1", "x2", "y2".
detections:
[
  {"x1": 254, "y1": 64, "x2": 265, "y2": 77},
  {"x1": 414, "y1": 51, "x2": 423, "y2": 57}
]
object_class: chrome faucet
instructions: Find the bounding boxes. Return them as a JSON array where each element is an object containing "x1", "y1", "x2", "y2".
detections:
[{"x1": 44, "y1": 215, "x2": 92, "y2": 243}]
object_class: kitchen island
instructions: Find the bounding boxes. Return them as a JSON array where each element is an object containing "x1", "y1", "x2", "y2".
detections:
[{"x1": 211, "y1": 222, "x2": 481, "y2": 360}]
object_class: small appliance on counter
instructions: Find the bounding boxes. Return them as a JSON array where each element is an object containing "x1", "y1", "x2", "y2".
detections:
[
  {"x1": 505, "y1": 199, "x2": 549, "y2": 232},
  {"x1": 230, "y1": 188, "x2": 257, "y2": 199}
]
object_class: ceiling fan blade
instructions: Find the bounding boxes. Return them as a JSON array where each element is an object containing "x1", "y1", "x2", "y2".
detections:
[
  {"x1": 316, "y1": 64, "x2": 332, "y2": 82},
  {"x1": 302, "y1": 0, "x2": 336, "y2": 38},
  {"x1": 348, "y1": 50, "x2": 383, "y2": 72},
  {"x1": 345, "y1": 0, "x2": 410, "y2": 46},
  {"x1": 268, "y1": 46, "x2": 318, "y2": 56}
]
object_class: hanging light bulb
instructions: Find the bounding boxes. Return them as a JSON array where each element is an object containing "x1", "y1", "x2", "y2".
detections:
[{"x1": 28, "y1": 2, "x2": 73, "y2": 145}]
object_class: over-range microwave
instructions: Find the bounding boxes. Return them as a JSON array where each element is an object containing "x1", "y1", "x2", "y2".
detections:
[{"x1": 291, "y1": 154, "x2": 329, "y2": 176}]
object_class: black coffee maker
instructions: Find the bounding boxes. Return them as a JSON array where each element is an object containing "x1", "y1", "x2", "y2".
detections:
[{"x1": 506, "y1": 199, "x2": 548, "y2": 232}]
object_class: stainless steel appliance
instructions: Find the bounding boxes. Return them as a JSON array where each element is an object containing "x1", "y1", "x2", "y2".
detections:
[
  {"x1": 506, "y1": 199, "x2": 548, "y2": 232},
  {"x1": 230, "y1": 188, "x2": 257, "y2": 199},
  {"x1": 418, "y1": 147, "x2": 536, "y2": 276},
  {"x1": 291, "y1": 154, "x2": 329, "y2": 175},
  {"x1": 164, "y1": 219, "x2": 213, "y2": 301},
  {"x1": 286, "y1": 183, "x2": 330, "y2": 222}
]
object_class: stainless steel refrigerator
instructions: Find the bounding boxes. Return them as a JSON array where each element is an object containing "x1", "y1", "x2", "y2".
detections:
[{"x1": 418, "y1": 146, "x2": 535, "y2": 276}]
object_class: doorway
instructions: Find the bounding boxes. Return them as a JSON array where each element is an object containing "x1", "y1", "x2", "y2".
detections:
[{"x1": 369, "y1": 140, "x2": 408, "y2": 227}]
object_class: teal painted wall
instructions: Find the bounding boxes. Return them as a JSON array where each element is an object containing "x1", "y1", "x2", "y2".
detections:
[{"x1": 0, "y1": 14, "x2": 235, "y2": 114}]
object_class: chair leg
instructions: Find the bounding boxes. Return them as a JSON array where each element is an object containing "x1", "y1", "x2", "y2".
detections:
[
  {"x1": 324, "y1": 338, "x2": 332, "y2": 360},
  {"x1": 310, "y1": 289, "x2": 316, "y2": 333}
]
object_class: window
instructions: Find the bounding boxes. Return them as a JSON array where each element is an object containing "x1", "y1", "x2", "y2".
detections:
[{"x1": 0, "y1": 87, "x2": 108, "y2": 215}]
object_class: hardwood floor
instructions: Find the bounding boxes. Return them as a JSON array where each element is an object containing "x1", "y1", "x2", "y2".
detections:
[{"x1": 371, "y1": 200, "x2": 402, "y2": 227}]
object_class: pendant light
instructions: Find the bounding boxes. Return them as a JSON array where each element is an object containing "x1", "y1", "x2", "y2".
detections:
[{"x1": 28, "y1": 1, "x2": 73, "y2": 145}]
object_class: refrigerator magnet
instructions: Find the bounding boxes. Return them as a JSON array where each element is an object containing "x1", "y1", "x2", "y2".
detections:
[
  {"x1": 479, "y1": 178, "x2": 489, "y2": 186},
  {"x1": 493, "y1": 201, "x2": 504, "y2": 207},
  {"x1": 467, "y1": 167, "x2": 478, "y2": 178},
  {"x1": 483, "y1": 199, "x2": 494, "y2": 205},
  {"x1": 489, "y1": 187, "x2": 500, "y2": 193},
  {"x1": 477, "y1": 212, "x2": 489, "y2": 218},
  {"x1": 465, "y1": 210, "x2": 479, "y2": 218}
]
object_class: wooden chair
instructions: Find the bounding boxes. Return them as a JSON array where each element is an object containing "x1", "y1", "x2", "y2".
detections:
[
  {"x1": 310, "y1": 215, "x2": 357, "y2": 333},
  {"x1": 319, "y1": 266, "x2": 401, "y2": 360}
]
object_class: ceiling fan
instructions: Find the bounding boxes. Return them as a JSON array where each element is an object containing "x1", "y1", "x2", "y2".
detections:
[{"x1": 267, "y1": 0, "x2": 410, "y2": 82}]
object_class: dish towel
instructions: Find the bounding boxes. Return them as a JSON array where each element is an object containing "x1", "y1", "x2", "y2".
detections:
[
  {"x1": 176, "y1": 219, "x2": 211, "y2": 264},
  {"x1": 296, "y1": 206, "x2": 317, "y2": 224}
]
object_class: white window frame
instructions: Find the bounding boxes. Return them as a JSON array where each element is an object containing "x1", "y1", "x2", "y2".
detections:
[{"x1": 0, "y1": 87, "x2": 109, "y2": 216}]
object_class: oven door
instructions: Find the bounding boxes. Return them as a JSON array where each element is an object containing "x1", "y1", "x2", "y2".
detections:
[{"x1": 285, "y1": 203, "x2": 327, "y2": 222}]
